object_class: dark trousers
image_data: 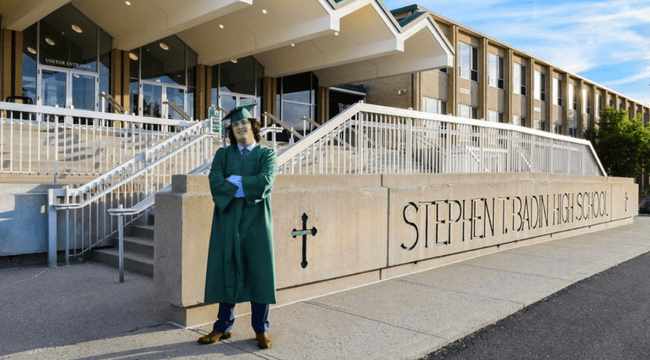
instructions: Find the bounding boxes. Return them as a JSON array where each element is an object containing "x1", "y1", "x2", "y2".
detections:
[{"x1": 213, "y1": 302, "x2": 270, "y2": 334}]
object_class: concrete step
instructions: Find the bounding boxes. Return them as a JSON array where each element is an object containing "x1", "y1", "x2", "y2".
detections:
[
  {"x1": 130, "y1": 224, "x2": 154, "y2": 239},
  {"x1": 122, "y1": 236, "x2": 154, "y2": 257},
  {"x1": 91, "y1": 247, "x2": 153, "y2": 277}
]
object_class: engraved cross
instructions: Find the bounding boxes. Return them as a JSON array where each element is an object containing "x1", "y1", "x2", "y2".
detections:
[{"x1": 291, "y1": 213, "x2": 318, "y2": 268}]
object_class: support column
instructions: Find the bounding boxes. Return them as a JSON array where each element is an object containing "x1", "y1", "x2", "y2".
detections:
[
  {"x1": 505, "y1": 49, "x2": 513, "y2": 124},
  {"x1": 546, "y1": 66, "x2": 554, "y2": 133},
  {"x1": 479, "y1": 38, "x2": 488, "y2": 121},
  {"x1": 588, "y1": 83, "x2": 596, "y2": 135},
  {"x1": 527, "y1": 57, "x2": 535, "y2": 128},
  {"x1": 121, "y1": 51, "x2": 131, "y2": 114},
  {"x1": 263, "y1": 77, "x2": 277, "y2": 119},
  {"x1": 577, "y1": 79, "x2": 584, "y2": 137},
  {"x1": 111, "y1": 50, "x2": 123, "y2": 113},
  {"x1": 205, "y1": 65, "x2": 213, "y2": 111},
  {"x1": 411, "y1": 73, "x2": 420, "y2": 112},
  {"x1": 13, "y1": 31, "x2": 22, "y2": 98},
  {"x1": 195, "y1": 65, "x2": 206, "y2": 120},
  {"x1": 1, "y1": 29, "x2": 12, "y2": 102},
  {"x1": 447, "y1": 25, "x2": 458, "y2": 116},
  {"x1": 562, "y1": 73, "x2": 570, "y2": 135},
  {"x1": 318, "y1": 86, "x2": 329, "y2": 124}
]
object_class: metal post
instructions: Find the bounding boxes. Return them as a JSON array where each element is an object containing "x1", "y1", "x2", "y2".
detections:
[
  {"x1": 47, "y1": 189, "x2": 58, "y2": 268},
  {"x1": 118, "y1": 204, "x2": 125, "y2": 283}
]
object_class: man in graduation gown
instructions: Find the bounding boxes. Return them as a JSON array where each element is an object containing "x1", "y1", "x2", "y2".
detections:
[{"x1": 199, "y1": 103, "x2": 277, "y2": 349}]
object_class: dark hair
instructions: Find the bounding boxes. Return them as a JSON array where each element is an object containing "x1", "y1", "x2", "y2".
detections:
[{"x1": 227, "y1": 118, "x2": 261, "y2": 144}]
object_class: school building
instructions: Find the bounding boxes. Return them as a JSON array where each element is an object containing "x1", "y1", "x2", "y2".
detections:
[{"x1": 1, "y1": 1, "x2": 647, "y2": 137}]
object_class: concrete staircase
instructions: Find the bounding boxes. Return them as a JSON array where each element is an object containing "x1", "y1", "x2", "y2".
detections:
[{"x1": 91, "y1": 218, "x2": 155, "y2": 277}]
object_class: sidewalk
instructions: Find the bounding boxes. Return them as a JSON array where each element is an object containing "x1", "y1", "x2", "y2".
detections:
[{"x1": 3, "y1": 217, "x2": 650, "y2": 360}]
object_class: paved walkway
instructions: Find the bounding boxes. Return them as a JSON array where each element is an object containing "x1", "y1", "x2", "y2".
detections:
[{"x1": 2, "y1": 217, "x2": 650, "y2": 360}]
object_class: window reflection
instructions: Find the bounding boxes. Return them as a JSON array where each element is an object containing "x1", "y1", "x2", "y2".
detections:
[{"x1": 39, "y1": 4, "x2": 98, "y2": 72}]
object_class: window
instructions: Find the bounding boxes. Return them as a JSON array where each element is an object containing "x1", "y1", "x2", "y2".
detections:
[
  {"x1": 553, "y1": 78, "x2": 562, "y2": 106},
  {"x1": 471, "y1": 126, "x2": 480, "y2": 147},
  {"x1": 609, "y1": 98, "x2": 614, "y2": 106},
  {"x1": 582, "y1": 89, "x2": 589, "y2": 114},
  {"x1": 554, "y1": 124, "x2": 563, "y2": 134},
  {"x1": 422, "y1": 97, "x2": 447, "y2": 114},
  {"x1": 513, "y1": 115, "x2": 526, "y2": 127},
  {"x1": 568, "y1": 84, "x2": 576, "y2": 110},
  {"x1": 595, "y1": 94, "x2": 600, "y2": 115},
  {"x1": 513, "y1": 63, "x2": 526, "y2": 95},
  {"x1": 568, "y1": 127, "x2": 577, "y2": 138},
  {"x1": 276, "y1": 72, "x2": 318, "y2": 132},
  {"x1": 458, "y1": 104, "x2": 478, "y2": 119},
  {"x1": 438, "y1": 67, "x2": 448, "y2": 73},
  {"x1": 488, "y1": 53, "x2": 504, "y2": 89},
  {"x1": 534, "y1": 120, "x2": 546, "y2": 131},
  {"x1": 534, "y1": 71, "x2": 546, "y2": 101},
  {"x1": 488, "y1": 110, "x2": 504, "y2": 123},
  {"x1": 458, "y1": 42, "x2": 478, "y2": 81}
]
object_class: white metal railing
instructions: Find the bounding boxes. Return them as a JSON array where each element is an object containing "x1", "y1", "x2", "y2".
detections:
[
  {"x1": 277, "y1": 103, "x2": 606, "y2": 177},
  {"x1": 46, "y1": 119, "x2": 220, "y2": 267},
  {"x1": 1, "y1": 101, "x2": 194, "y2": 182}
]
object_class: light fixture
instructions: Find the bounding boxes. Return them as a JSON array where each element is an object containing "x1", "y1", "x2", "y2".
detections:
[
  {"x1": 125, "y1": 1, "x2": 131, "y2": 5},
  {"x1": 159, "y1": 42, "x2": 169, "y2": 50},
  {"x1": 262, "y1": 9, "x2": 267, "y2": 14},
  {"x1": 231, "y1": 59, "x2": 238, "y2": 63},
  {"x1": 129, "y1": 52, "x2": 138, "y2": 61},
  {"x1": 71, "y1": 25, "x2": 83, "y2": 33},
  {"x1": 334, "y1": 31, "x2": 339, "y2": 36},
  {"x1": 27, "y1": 47, "x2": 36, "y2": 54},
  {"x1": 290, "y1": 43, "x2": 295, "y2": 47},
  {"x1": 45, "y1": 37, "x2": 55, "y2": 46},
  {"x1": 219, "y1": 24, "x2": 224, "y2": 29}
]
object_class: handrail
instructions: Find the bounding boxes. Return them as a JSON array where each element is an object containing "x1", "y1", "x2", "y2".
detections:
[
  {"x1": 262, "y1": 112, "x2": 304, "y2": 140},
  {"x1": 1, "y1": 101, "x2": 197, "y2": 180},
  {"x1": 277, "y1": 102, "x2": 606, "y2": 176},
  {"x1": 99, "y1": 92, "x2": 127, "y2": 114},
  {"x1": 163, "y1": 101, "x2": 192, "y2": 121},
  {"x1": 46, "y1": 119, "x2": 219, "y2": 268}
]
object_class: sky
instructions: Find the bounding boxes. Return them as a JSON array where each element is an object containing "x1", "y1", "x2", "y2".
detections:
[{"x1": 382, "y1": 0, "x2": 650, "y2": 106}]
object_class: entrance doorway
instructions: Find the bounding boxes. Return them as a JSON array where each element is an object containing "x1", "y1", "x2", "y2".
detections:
[
  {"x1": 139, "y1": 81, "x2": 187, "y2": 120},
  {"x1": 219, "y1": 92, "x2": 260, "y2": 119},
  {"x1": 38, "y1": 66, "x2": 98, "y2": 111}
]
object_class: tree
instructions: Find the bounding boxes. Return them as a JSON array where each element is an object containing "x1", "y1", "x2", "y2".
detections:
[{"x1": 591, "y1": 106, "x2": 650, "y2": 178}]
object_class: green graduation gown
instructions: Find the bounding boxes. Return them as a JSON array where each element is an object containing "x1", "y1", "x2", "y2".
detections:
[{"x1": 204, "y1": 144, "x2": 278, "y2": 304}]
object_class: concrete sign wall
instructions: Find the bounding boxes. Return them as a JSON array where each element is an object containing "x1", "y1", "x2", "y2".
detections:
[{"x1": 155, "y1": 173, "x2": 637, "y2": 327}]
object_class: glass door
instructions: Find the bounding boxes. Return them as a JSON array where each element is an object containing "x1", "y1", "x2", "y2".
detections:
[
  {"x1": 38, "y1": 66, "x2": 98, "y2": 122},
  {"x1": 71, "y1": 73, "x2": 97, "y2": 111},
  {"x1": 142, "y1": 82, "x2": 163, "y2": 118},
  {"x1": 140, "y1": 81, "x2": 187, "y2": 119},
  {"x1": 166, "y1": 86, "x2": 185, "y2": 120},
  {"x1": 40, "y1": 69, "x2": 68, "y2": 108}
]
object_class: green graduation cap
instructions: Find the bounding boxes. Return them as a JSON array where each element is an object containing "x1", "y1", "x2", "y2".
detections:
[{"x1": 223, "y1": 103, "x2": 257, "y2": 124}]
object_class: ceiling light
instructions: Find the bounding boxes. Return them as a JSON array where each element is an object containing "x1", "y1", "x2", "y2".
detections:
[
  {"x1": 231, "y1": 59, "x2": 238, "y2": 63},
  {"x1": 125, "y1": 1, "x2": 131, "y2": 5},
  {"x1": 334, "y1": 31, "x2": 339, "y2": 36},
  {"x1": 219, "y1": 24, "x2": 224, "y2": 29},
  {"x1": 290, "y1": 43, "x2": 295, "y2": 47},
  {"x1": 27, "y1": 47, "x2": 36, "y2": 54},
  {"x1": 71, "y1": 25, "x2": 83, "y2": 33},
  {"x1": 45, "y1": 37, "x2": 55, "y2": 46},
  {"x1": 129, "y1": 52, "x2": 138, "y2": 61},
  {"x1": 159, "y1": 42, "x2": 169, "y2": 50},
  {"x1": 262, "y1": 9, "x2": 267, "y2": 14}
]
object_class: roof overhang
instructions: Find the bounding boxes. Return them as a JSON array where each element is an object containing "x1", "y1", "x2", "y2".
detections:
[{"x1": 1, "y1": 0, "x2": 454, "y2": 86}]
